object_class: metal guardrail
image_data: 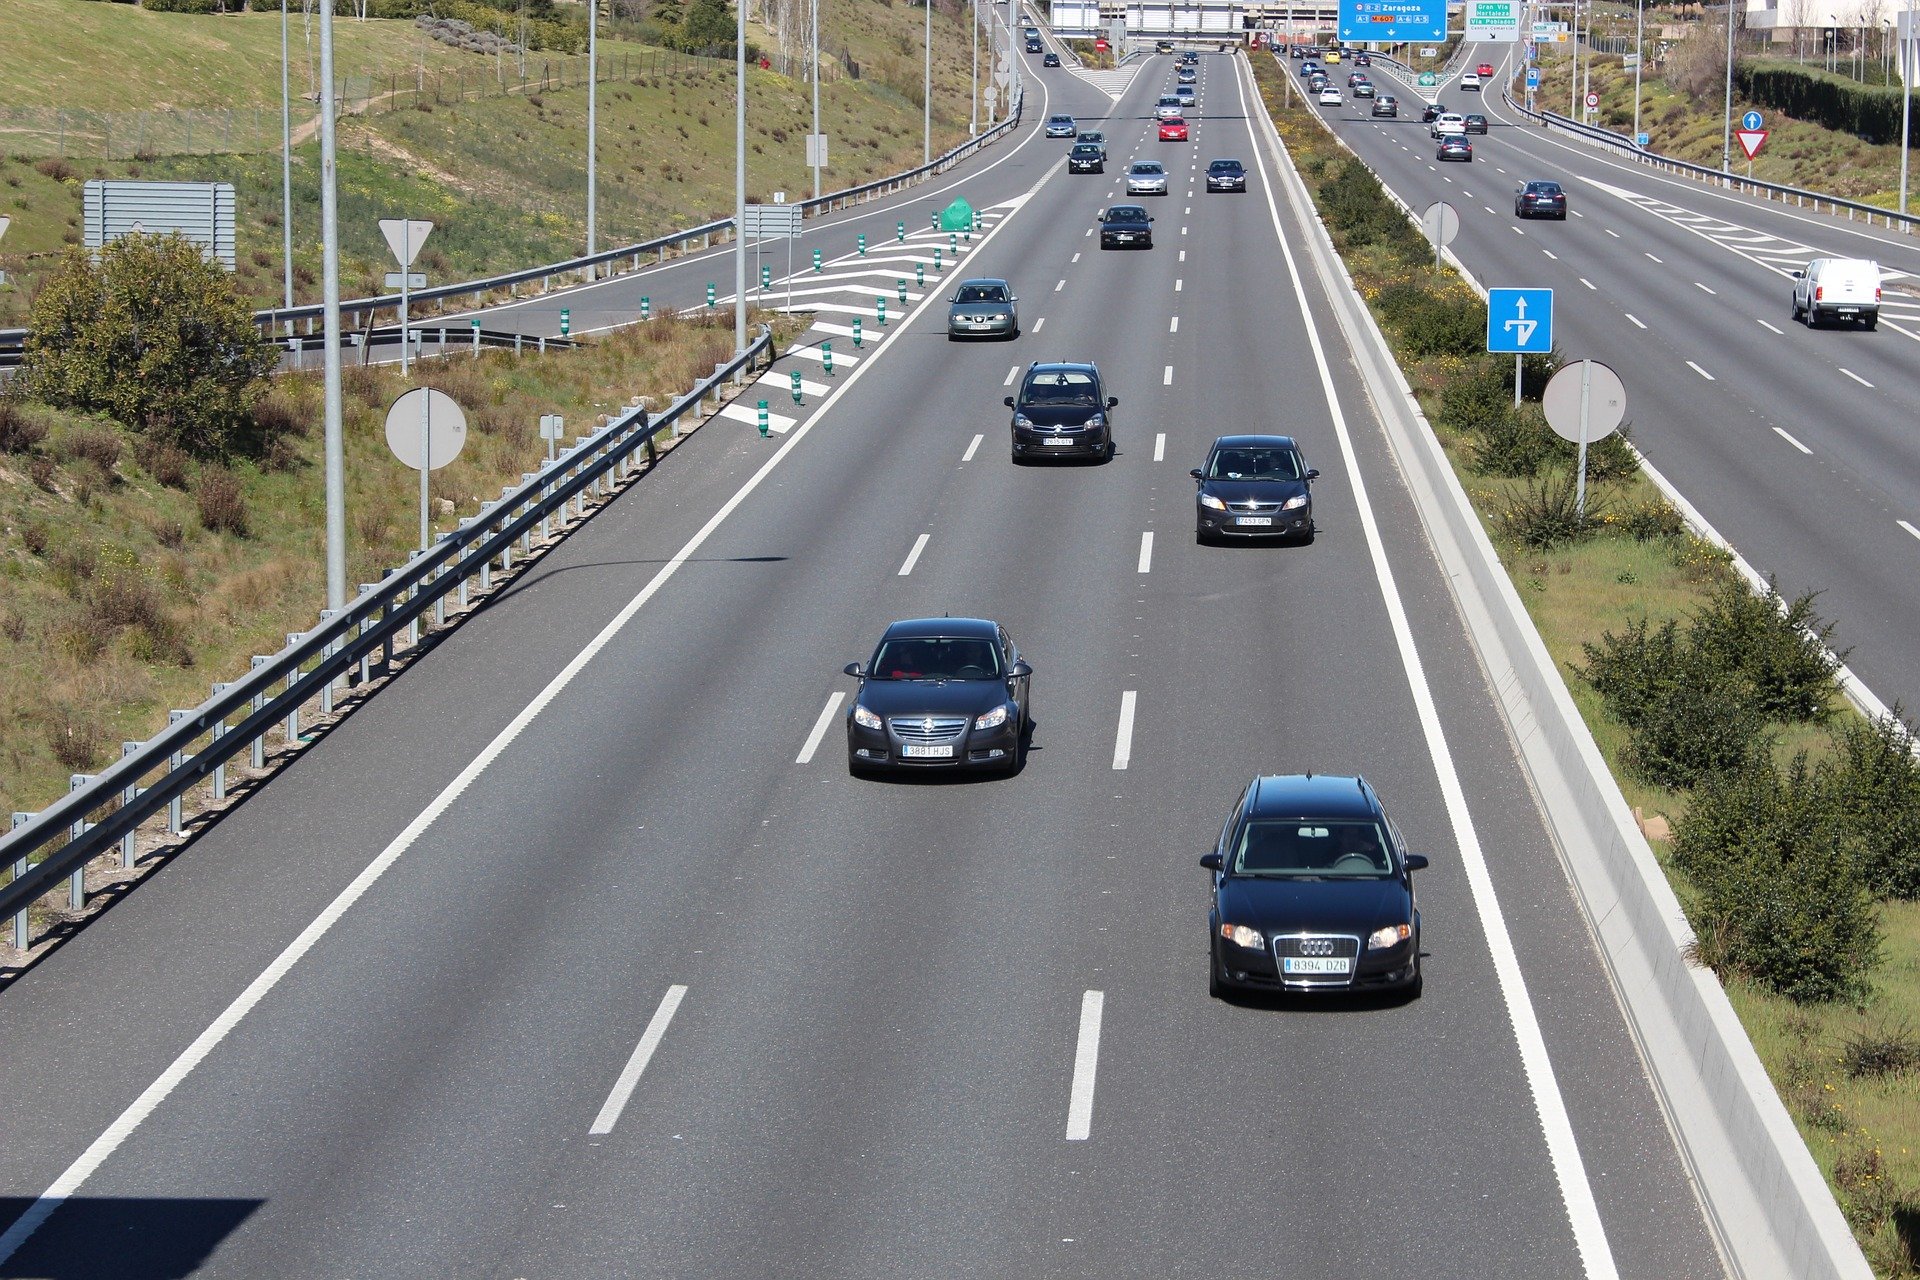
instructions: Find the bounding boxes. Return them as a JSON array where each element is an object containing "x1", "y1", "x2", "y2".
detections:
[
  {"x1": 1501, "y1": 88, "x2": 1920, "y2": 236},
  {"x1": 0, "y1": 91, "x2": 1027, "y2": 368},
  {"x1": 0, "y1": 325, "x2": 776, "y2": 939}
]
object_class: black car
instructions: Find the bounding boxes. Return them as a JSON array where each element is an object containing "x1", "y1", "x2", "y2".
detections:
[
  {"x1": 845, "y1": 618, "x2": 1032, "y2": 776},
  {"x1": 1202, "y1": 774, "x2": 1427, "y2": 999},
  {"x1": 1515, "y1": 179, "x2": 1568, "y2": 219},
  {"x1": 1421, "y1": 101, "x2": 1446, "y2": 123},
  {"x1": 1353, "y1": 52, "x2": 1371, "y2": 66},
  {"x1": 1098, "y1": 203, "x2": 1153, "y2": 249},
  {"x1": 1027, "y1": 37, "x2": 1044, "y2": 53},
  {"x1": 1464, "y1": 112, "x2": 1488, "y2": 134},
  {"x1": 1205, "y1": 158, "x2": 1246, "y2": 191},
  {"x1": 1371, "y1": 94, "x2": 1398, "y2": 117},
  {"x1": 1191, "y1": 434, "x2": 1316, "y2": 542},
  {"x1": 1436, "y1": 135, "x2": 1472, "y2": 162},
  {"x1": 1006, "y1": 361, "x2": 1117, "y2": 462},
  {"x1": 1068, "y1": 142, "x2": 1105, "y2": 173},
  {"x1": 1042, "y1": 51, "x2": 1061, "y2": 66}
]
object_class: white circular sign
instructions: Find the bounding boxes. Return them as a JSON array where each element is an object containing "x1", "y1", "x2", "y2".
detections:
[
  {"x1": 1421, "y1": 201, "x2": 1459, "y2": 247},
  {"x1": 1585, "y1": 91, "x2": 1600, "y2": 108},
  {"x1": 1542, "y1": 360, "x2": 1626, "y2": 443},
  {"x1": 384, "y1": 388, "x2": 468, "y2": 472}
]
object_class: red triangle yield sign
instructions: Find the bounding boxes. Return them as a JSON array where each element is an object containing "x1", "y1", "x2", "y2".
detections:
[{"x1": 1736, "y1": 128, "x2": 1768, "y2": 160}]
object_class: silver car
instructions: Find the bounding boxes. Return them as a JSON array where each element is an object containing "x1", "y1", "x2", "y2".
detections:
[
  {"x1": 1155, "y1": 95, "x2": 1183, "y2": 119},
  {"x1": 947, "y1": 278, "x2": 1019, "y2": 340},
  {"x1": 1126, "y1": 161, "x2": 1169, "y2": 196},
  {"x1": 1175, "y1": 85, "x2": 1196, "y2": 107}
]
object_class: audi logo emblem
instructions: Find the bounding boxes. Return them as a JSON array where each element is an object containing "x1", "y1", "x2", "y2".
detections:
[{"x1": 1299, "y1": 938, "x2": 1335, "y2": 956}]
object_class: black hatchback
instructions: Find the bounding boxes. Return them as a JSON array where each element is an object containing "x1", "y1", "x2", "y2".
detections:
[
  {"x1": 1191, "y1": 434, "x2": 1316, "y2": 543},
  {"x1": 1007, "y1": 362, "x2": 1117, "y2": 462},
  {"x1": 844, "y1": 618, "x2": 1032, "y2": 775},
  {"x1": 1202, "y1": 774, "x2": 1427, "y2": 998}
]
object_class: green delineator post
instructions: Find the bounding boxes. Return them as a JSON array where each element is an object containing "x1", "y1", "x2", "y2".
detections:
[
  {"x1": 858, "y1": 233, "x2": 867, "y2": 256},
  {"x1": 916, "y1": 263, "x2": 925, "y2": 287},
  {"x1": 930, "y1": 210, "x2": 940, "y2": 229},
  {"x1": 933, "y1": 249, "x2": 943, "y2": 272},
  {"x1": 897, "y1": 220, "x2": 906, "y2": 241},
  {"x1": 790, "y1": 370, "x2": 803, "y2": 406},
  {"x1": 897, "y1": 279, "x2": 907, "y2": 304},
  {"x1": 761, "y1": 264, "x2": 771, "y2": 291},
  {"x1": 852, "y1": 317, "x2": 863, "y2": 347},
  {"x1": 707, "y1": 282, "x2": 716, "y2": 308},
  {"x1": 876, "y1": 297, "x2": 887, "y2": 326},
  {"x1": 949, "y1": 233, "x2": 958, "y2": 254},
  {"x1": 812, "y1": 248, "x2": 822, "y2": 273},
  {"x1": 559, "y1": 307, "x2": 571, "y2": 336},
  {"x1": 640, "y1": 296, "x2": 651, "y2": 320},
  {"x1": 822, "y1": 341, "x2": 833, "y2": 376},
  {"x1": 756, "y1": 400, "x2": 769, "y2": 437}
]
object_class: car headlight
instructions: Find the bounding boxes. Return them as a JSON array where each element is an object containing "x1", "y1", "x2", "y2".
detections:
[
  {"x1": 1367, "y1": 923, "x2": 1413, "y2": 951},
  {"x1": 1219, "y1": 923, "x2": 1265, "y2": 950},
  {"x1": 852, "y1": 705, "x2": 883, "y2": 731},
  {"x1": 1013, "y1": 413, "x2": 1033, "y2": 427},
  {"x1": 1086, "y1": 414, "x2": 1104, "y2": 429},
  {"x1": 974, "y1": 705, "x2": 1010, "y2": 731},
  {"x1": 1199, "y1": 493, "x2": 1227, "y2": 510},
  {"x1": 1281, "y1": 494, "x2": 1309, "y2": 511}
]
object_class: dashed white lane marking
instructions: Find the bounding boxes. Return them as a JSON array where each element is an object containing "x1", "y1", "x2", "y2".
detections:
[
  {"x1": 589, "y1": 985, "x2": 689, "y2": 1135},
  {"x1": 1055, "y1": 279, "x2": 1066, "y2": 292},
  {"x1": 1169, "y1": 316, "x2": 1179, "y2": 332},
  {"x1": 1542, "y1": 249, "x2": 1559, "y2": 260},
  {"x1": 1084, "y1": 227, "x2": 1093, "y2": 237},
  {"x1": 1163, "y1": 365, "x2": 1174, "y2": 385},
  {"x1": 1181, "y1": 226, "x2": 1188, "y2": 235},
  {"x1": 1512, "y1": 226, "x2": 1526, "y2": 236},
  {"x1": 1137, "y1": 531, "x2": 1154, "y2": 573},
  {"x1": 1179, "y1": 249, "x2": 1186, "y2": 262},
  {"x1": 1005, "y1": 365, "x2": 1020, "y2": 386},
  {"x1": 1757, "y1": 319, "x2": 1784, "y2": 334},
  {"x1": 1072, "y1": 252, "x2": 1081, "y2": 263},
  {"x1": 1841, "y1": 368, "x2": 1874, "y2": 388},
  {"x1": 795, "y1": 692, "x2": 845, "y2": 764},
  {"x1": 1645, "y1": 252, "x2": 1662, "y2": 263},
  {"x1": 897, "y1": 533, "x2": 930, "y2": 576},
  {"x1": 1484, "y1": 206, "x2": 1498, "y2": 215},
  {"x1": 1773, "y1": 426, "x2": 1813, "y2": 454},
  {"x1": 962, "y1": 433, "x2": 983, "y2": 462},
  {"x1": 1034, "y1": 317, "x2": 1046, "y2": 332},
  {"x1": 1626, "y1": 314, "x2": 1646, "y2": 329},
  {"x1": 1578, "y1": 278, "x2": 1594, "y2": 290},
  {"x1": 1112, "y1": 691, "x2": 1137, "y2": 770},
  {"x1": 1174, "y1": 278, "x2": 1184, "y2": 291},
  {"x1": 1604, "y1": 228, "x2": 1620, "y2": 238},
  {"x1": 1153, "y1": 432, "x2": 1166, "y2": 462},
  {"x1": 1686, "y1": 360, "x2": 1715, "y2": 380},
  {"x1": 1065, "y1": 990, "x2": 1105, "y2": 1141},
  {"x1": 1900, "y1": 519, "x2": 1920, "y2": 542},
  {"x1": 1694, "y1": 282, "x2": 1716, "y2": 295}
]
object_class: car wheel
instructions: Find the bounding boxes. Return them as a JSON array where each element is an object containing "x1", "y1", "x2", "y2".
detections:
[
  {"x1": 1208, "y1": 950, "x2": 1226, "y2": 999},
  {"x1": 1864, "y1": 315, "x2": 1879, "y2": 331},
  {"x1": 1195, "y1": 526, "x2": 1215, "y2": 546},
  {"x1": 1103, "y1": 438, "x2": 1116, "y2": 462},
  {"x1": 1556, "y1": 211, "x2": 1567, "y2": 221},
  {"x1": 1790, "y1": 298, "x2": 1803, "y2": 321}
]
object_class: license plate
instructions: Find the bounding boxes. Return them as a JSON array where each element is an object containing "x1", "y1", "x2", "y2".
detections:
[
  {"x1": 1044, "y1": 436, "x2": 1073, "y2": 445},
  {"x1": 1282, "y1": 956, "x2": 1352, "y2": 975},
  {"x1": 902, "y1": 743, "x2": 954, "y2": 758},
  {"x1": 1236, "y1": 516, "x2": 1273, "y2": 526},
  {"x1": 972, "y1": 320, "x2": 994, "y2": 328},
  {"x1": 1116, "y1": 233, "x2": 1134, "y2": 240},
  {"x1": 1837, "y1": 307, "x2": 1859, "y2": 314}
]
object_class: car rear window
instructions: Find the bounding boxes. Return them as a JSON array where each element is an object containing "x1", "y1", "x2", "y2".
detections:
[
  {"x1": 1233, "y1": 820, "x2": 1394, "y2": 877},
  {"x1": 1107, "y1": 207, "x2": 1148, "y2": 223}
]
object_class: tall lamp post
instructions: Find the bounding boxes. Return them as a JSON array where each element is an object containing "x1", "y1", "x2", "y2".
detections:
[
  {"x1": 318, "y1": 0, "x2": 345, "y2": 611},
  {"x1": 734, "y1": 0, "x2": 747, "y2": 354},
  {"x1": 811, "y1": 0, "x2": 823, "y2": 200},
  {"x1": 1721, "y1": 0, "x2": 1737, "y2": 172},
  {"x1": 587, "y1": 0, "x2": 598, "y2": 272},
  {"x1": 1901, "y1": 1, "x2": 1913, "y2": 214},
  {"x1": 1633, "y1": 0, "x2": 1645, "y2": 142},
  {"x1": 971, "y1": 0, "x2": 980, "y2": 135},
  {"x1": 924, "y1": 0, "x2": 933, "y2": 164},
  {"x1": 280, "y1": 0, "x2": 294, "y2": 334}
]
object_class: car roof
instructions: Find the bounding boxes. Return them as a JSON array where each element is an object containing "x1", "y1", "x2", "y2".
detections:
[
  {"x1": 1209, "y1": 433, "x2": 1299, "y2": 451},
  {"x1": 1208, "y1": 158, "x2": 1244, "y2": 166},
  {"x1": 881, "y1": 617, "x2": 999, "y2": 641},
  {"x1": 1246, "y1": 774, "x2": 1382, "y2": 820},
  {"x1": 955, "y1": 277, "x2": 1010, "y2": 288}
]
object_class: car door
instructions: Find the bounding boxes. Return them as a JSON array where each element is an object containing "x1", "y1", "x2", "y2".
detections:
[{"x1": 998, "y1": 627, "x2": 1030, "y2": 721}]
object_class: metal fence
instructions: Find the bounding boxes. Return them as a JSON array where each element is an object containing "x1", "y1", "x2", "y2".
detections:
[{"x1": 0, "y1": 325, "x2": 777, "y2": 947}]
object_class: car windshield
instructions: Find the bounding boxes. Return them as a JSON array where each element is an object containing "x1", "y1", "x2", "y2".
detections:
[
  {"x1": 1209, "y1": 161, "x2": 1242, "y2": 173},
  {"x1": 1107, "y1": 208, "x2": 1148, "y2": 223},
  {"x1": 1232, "y1": 820, "x2": 1394, "y2": 877},
  {"x1": 1022, "y1": 370, "x2": 1100, "y2": 404},
  {"x1": 1079, "y1": 132, "x2": 1103, "y2": 142},
  {"x1": 1050, "y1": 116, "x2": 1073, "y2": 125},
  {"x1": 870, "y1": 637, "x2": 1002, "y2": 680},
  {"x1": 1207, "y1": 448, "x2": 1300, "y2": 481},
  {"x1": 1131, "y1": 163, "x2": 1163, "y2": 175},
  {"x1": 956, "y1": 283, "x2": 1008, "y2": 303}
]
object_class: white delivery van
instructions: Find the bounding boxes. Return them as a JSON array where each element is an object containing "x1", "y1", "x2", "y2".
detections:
[{"x1": 1790, "y1": 258, "x2": 1881, "y2": 329}]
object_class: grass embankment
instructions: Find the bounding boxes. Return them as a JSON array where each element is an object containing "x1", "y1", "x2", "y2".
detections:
[
  {"x1": 0, "y1": 309, "x2": 803, "y2": 825},
  {"x1": 1251, "y1": 49, "x2": 1920, "y2": 1275},
  {"x1": 0, "y1": 0, "x2": 992, "y2": 322},
  {"x1": 1062, "y1": 40, "x2": 1116, "y2": 70},
  {"x1": 1528, "y1": 41, "x2": 1913, "y2": 207}
]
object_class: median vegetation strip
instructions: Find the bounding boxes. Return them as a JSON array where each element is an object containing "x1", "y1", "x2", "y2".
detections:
[{"x1": 1252, "y1": 51, "x2": 1920, "y2": 1275}]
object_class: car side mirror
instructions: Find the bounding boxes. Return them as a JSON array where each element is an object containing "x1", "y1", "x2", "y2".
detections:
[
  {"x1": 843, "y1": 662, "x2": 864, "y2": 678},
  {"x1": 1306, "y1": 467, "x2": 1321, "y2": 480},
  {"x1": 1790, "y1": 270, "x2": 1804, "y2": 280},
  {"x1": 1004, "y1": 395, "x2": 1016, "y2": 408},
  {"x1": 1010, "y1": 659, "x2": 1033, "y2": 678},
  {"x1": 1189, "y1": 467, "x2": 1204, "y2": 480},
  {"x1": 1404, "y1": 854, "x2": 1430, "y2": 872},
  {"x1": 1199, "y1": 852, "x2": 1223, "y2": 871},
  {"x1": 1107, "y1": 396, "x2": 1120, "y2": 408}
]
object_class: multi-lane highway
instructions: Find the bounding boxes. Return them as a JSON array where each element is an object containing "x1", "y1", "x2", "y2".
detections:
[
  {"x1": 1302, "y1": 44, "x2": 1920, "y2": 720},
  {"x1": 1, "y1": 47, "x2": 1729, "y2": 1278}
]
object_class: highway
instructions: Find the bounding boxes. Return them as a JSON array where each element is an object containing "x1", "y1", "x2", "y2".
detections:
[
  {"x1": 1301, "y1": 44, "x2": 1920, "y2": 720},
  {"x1": 0, "y1": 48, "x2": 1726, "y2": 1279}
]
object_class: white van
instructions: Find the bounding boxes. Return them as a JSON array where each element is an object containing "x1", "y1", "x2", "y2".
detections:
[{"x1": 1791, "y1": 257, "x2": 1881, "y2": 329}]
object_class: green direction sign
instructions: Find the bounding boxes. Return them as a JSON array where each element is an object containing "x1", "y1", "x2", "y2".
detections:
[
  {"x1": 939, "y1": 198, "x2": 974, "y2": 232},
  {"x1": 1418, "y1": 71, "x2": 1438, "y2": 87}
]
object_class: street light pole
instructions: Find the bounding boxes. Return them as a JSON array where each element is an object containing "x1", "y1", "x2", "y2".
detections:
[
  {"x1": 1633, "y1": 0, "x2": 1644, "y2": 141},
  {"x1": 1721, "y1": 0, "x2": 1736, "y2": 172},
  {"x1": 924, "y1": 0, "x2": 933, "y2": 165},
  {"x1": 317, "y1": 0, "x2": 345, "y2": 612},
  {"x1": 1902, "y1": 0, "x2": 1913, "y2": 214},
  {"x1": 281, "y1": 0, "x2": 295, "y2": 335},
  {"x1": 735, "y1": 0, "x2": 747, "y2": 354},
  {"x1": 587, "y1": 0, "x2": 597, "y2": 271},
  {"x1": 811, "y1": 0, "x2": 822, "y2": 200},
  {"x1": 971, "y1": 0, "x2": 979, "y2": 135}
]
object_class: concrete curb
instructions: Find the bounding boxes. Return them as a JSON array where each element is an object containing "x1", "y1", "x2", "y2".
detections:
[{"x1": 1240, "y1": 52, "x2": 1874, "y2": 1280}]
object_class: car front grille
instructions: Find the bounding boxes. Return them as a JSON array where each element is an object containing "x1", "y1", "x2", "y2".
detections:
[
  {"x1": 1272, "y1": 934, "x2": 1362, "y2": 986},
  {"x1": 1229, "y1": 499, "x2": 1282, "y2": 514},
  {"x1": 891, "y1": 716, "x2": 969, "y2": 742}
]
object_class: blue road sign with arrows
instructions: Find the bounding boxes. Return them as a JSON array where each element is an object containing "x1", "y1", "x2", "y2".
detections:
[
  {"x1": 1339, "y1": 0, "x2": 1445, "y2": 43},
  {"x1": 1742, "y1": 110, "x2": 1764, "y2": 131},
  {"x1": 1487, "y1": 288, "x2": 1554, "y2": 353}
]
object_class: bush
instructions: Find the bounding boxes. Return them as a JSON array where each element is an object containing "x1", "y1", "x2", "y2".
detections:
[
  {"x1": 1578, "y1": 615, "x2": 1684, "y2": 729},
  {"x1": 1493, "y1": 470, "x2": 1603, "y2": 550},
  {"x1": 193, "y1": 467, "x2": 249, "y2": 536},
  {"x1": 1438, "y1": 359, "x2": 1515, "y2": 434},
  {"x1": 1688, "y1": 576, "x2": 1841, "y2": 723},
  {"x1": 1840, "y1": 1022, "x2": 1920, "y2": 1080},
  {"x1": 0, "y1": 399, "x2": 48, "y2": 453},
  {"x1": 1674, "y1": 753, "x2": 1881, "y2": 1003},
  {"x1": 1624, "y1": 655, "x2": 1768, "y2": 788},
  {"x1": 1474, "y1": 409, "x2": 1558, "y2": 477},
  {"x1": 1620, "y1": 499, "x2": 1685, "y2": 543},
  {"x1": 1583, "y1": 428, "x2": 1640, "y2": 484},
  {"x1": 21, "y1": 234, "x2": 280, "y2": 458},
  {"x1": 1377, "y1": 282, "x2": 1483, "y2": 358},
  {"x1": 1827, "y1": 714, "x2": 1920, "y2": 899},
  {"x1": 1319, "y1": 161, "x2": 1423, "y2": 259},
  {"x1": 61, "y1": 424, "x2": 123, "y2": 474},
  {"x1": 140, "y1": 440, "x2": 192, "y2": 490}
]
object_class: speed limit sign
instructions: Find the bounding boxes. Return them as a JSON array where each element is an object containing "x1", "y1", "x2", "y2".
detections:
[{"x1": 1586, "y1": 91, "x2": 1600, "y2": 108}]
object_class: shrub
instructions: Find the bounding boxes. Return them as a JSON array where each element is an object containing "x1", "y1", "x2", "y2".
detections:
[
  {"x1": 61, "y1": 424, "x2": 122, "y2": 474},
  {"x1": 20, "y1": 234, "x2": 280, "y2": 458},
  {"x1": 1578, "y1": 615, "x2": 1684, "y2": 729},
  {"x1": 43, "y1": 700, "x2": 108, "y2": 771},
  {"x1": 1438, "y1": 359, "x2": 1515, "y2": 434},
  {"x1": 1673, "y1": 753, "x2": 1881, "y2": 1003},
  {"x1": 193, "y1": 468, "x2": 250, "y2": 536},
  {"x1": 0, "y1": 399, "x2": 48, "y2": 453},
  {"x1": 1493, "y1": 470, "x2": 1603, "y2": 550},
  {"x1": 1621, "y1": 499, "x2": 1685, "y2": 543},
  {"x1": 1840, "y1": 1022, "x2": 1920, "y2": 1079},
  {"x1": 29, "y1": 454, "x2": 57, "y2": 491},
  {"x1": 34, "y1": 157, "x2": 76, "y2": 182},
  {"x1": 1827, "y1": 714, "x2": 1920, "y2": 899},
  {"x1": 1377, "y1": 282, "x2": 1483, "y2": 358},
  {"x1": 141, "y1": 440, "x2": 192, "y2": 490},
  {"x1": 1688, "y1": 577, "x2": 1841, "y2": 723},
  {"x1": 1624, "y1": 655, "x2": 1767, "y2": 788},
  {"x1": 1474, "y1": 409, "x2": 1557, "y2": 477},
  {"x1": 150, "y1": 517, "x2": 187, "y2": 549},
  {"x1": 1583, "y1": 428, "x2": 1640, "y2": 484}
]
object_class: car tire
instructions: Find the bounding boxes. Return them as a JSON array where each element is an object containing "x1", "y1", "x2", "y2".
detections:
[
  {"x1": 1864, "y1": 315, "x2": 1878, "y2": 331},
  {"x1": 1790, "y1": 298, "x2": 1803, "y2": 321},
  {"x1": 1556, "y1": 211, "x2": 1567, "y2": 221},
  {"x1": 1195, "y1": 526, "x2": 1215, "y2": 546},
  {"x1": 1208, "y1": 952, "x2": 1227, "y2": 1000}
]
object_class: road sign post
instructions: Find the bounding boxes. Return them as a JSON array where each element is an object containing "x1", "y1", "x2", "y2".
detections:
[
  {"x1": 1421, "y1": 201, "x2": 1458, "y2": 271},
  {"x1": 1735, "y1": 120, "x2": 1769, "y2": 179},
  {"x1": 0, "y1": 215, "x2": 9, "y2": 285},
  {"x1": 470, "y1": 316, "x2": 481, "y2": 357},
  {"x1": 384, "y1": 387, "x2": 468, "y2": 550},
  {"x1": 539, "y1": 413, "x2": 564, "y2": 462},
  {"x1": 1543, "y1": 360, "x2": 1626, "y2": 519},
  {"x1": 378, "y1": 218, "x2": 434, "y2": 375},
  {"x1": 1487, "y1": 287, "x2": 1555, "y2": 405}
]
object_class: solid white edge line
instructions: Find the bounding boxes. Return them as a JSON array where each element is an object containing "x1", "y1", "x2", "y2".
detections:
[
  {"x1": 588, "y1": 985, "x2": 689, "y2": 1135},
  {"x1": 1235, "y1": 51, "x2": 1619, "y2": 1280},
  {"x1": 1686, "y1": 360, "x2": 1716, "y2": 380},
  {"x1": 1064, "y1": 989, "x2": 1104, "y2": 1141},
  {"x1": 1153, "y1": 432, "x2": 1167, "y2": 462},
  {"x1": 0, "y1": 153, "x2": 1065, "y2": 1271},
  {"x1": 1773, "y1": 426, "x2": 1813, "y2": 455},
  {"x1": 796, "y1": 691, "x2": 847, "y2": 764},
  {"x1": 1111, "y1": 690, "x2": 1137, "y2": 770},
  {"x1": 1137, "y1": 530, "x2": 1154, "y2": 573},
  {"x1": 1840, "y1": 368, "x2": 1874, "y2": 388},
  {"x1": 962, "y1": 433, "x2": 983, "y2": 462},
  {"x1": 897, "y1": 532, "x2": 931, "y2": 576}
]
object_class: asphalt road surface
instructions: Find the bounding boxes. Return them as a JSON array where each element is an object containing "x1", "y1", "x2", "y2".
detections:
[{"x1": 0, "y1": 48, "x2": 1727, "y2": 1280}]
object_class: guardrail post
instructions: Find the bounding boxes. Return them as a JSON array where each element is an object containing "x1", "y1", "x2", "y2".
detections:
[
  {"x1": 166, "y1": 710, "x2": 191, "y2": 834},
  {"x1": 250, "y1": 657, "x2": 270, "y2": 768},
  {"x1": 206, "y1": 691, "x2": 233, "y2": 801},
  {"x1": 284, "y1": 639, "x2": 305, "y2": 740},
  {"x1": 318, "y1": 610, "x2": 341, "y2": 711},
  {"x1": 119, "y1": 742, "x2": 143, "y2": 866},
  {"x1": 68, "y1": 775, "x2": 94, "y2": 909},
  {"x1": 10, "y1": 812, "x2": 30, "y2": 952}
]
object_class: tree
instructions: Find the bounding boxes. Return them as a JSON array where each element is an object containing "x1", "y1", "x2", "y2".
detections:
[
  {"x1": 21, "y1": 234, "x2": 280, "y2": 458},
  {"x1": 678, "y1": 0, "x2": 736, "y2": 54}
]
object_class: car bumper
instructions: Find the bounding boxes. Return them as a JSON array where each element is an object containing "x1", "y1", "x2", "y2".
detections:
[
  {"x1": 1517, "y1": 203, "x2": 1565, "y2": 217},
  {"x1": 1197, "y1": 502, "x2": 1311, "y2": 537},
  {"x1": 848, "y1": 720, "x2": 1018, "y2": 769},
  {"x1": 1101, "y1": 231, "x2": 1151, "y2": 247},
  {"x1": 1013, "y1": 425, "x2": 1110, "y2": 457},
  {"x1": 1045, "y1": 128, "x2": 1075, "y2": 137},
  {"x1": 1126, "y1": 184, "x2": 1168, "y2": 195},
  {"x1": 1069, "y1": 162, "x2": 1103, "y2": 172},
  {"x1": 948, "y1": 314, "x2": 1014, "y2": 337},
  {"x1": 1213, "y1": 937, "x2": 1418, "y2": 992},
  {"x1": 1206, "y1": 177, "x2": 1245, "y2": 190}
]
